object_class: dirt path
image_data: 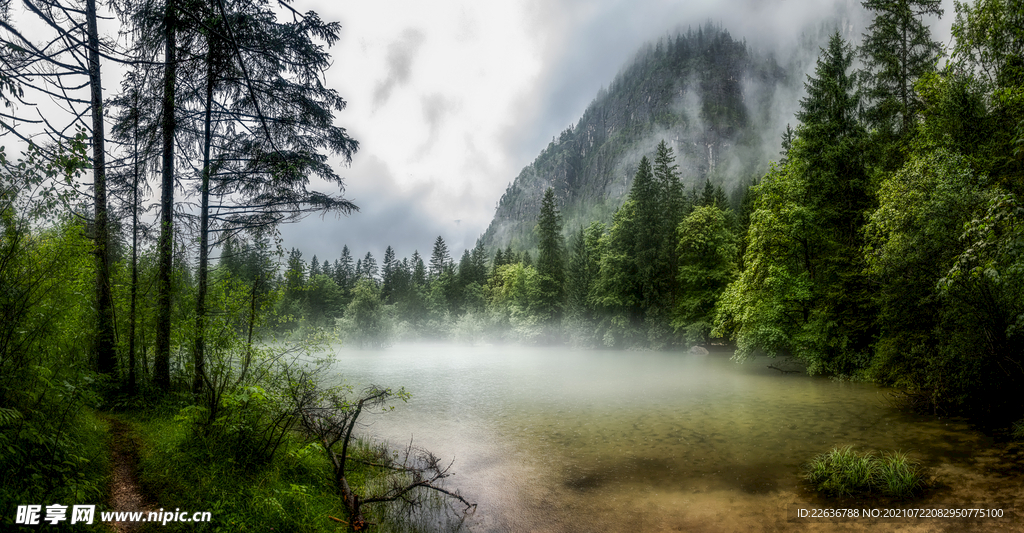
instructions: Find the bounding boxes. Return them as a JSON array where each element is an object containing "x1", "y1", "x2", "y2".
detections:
[{"x1": 107, "y1": 418, "x2": 154, "y2": 533}]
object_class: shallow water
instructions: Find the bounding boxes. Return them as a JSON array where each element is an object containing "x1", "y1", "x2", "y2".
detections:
[{"x1": 328, "y1": 343, "x2": 1022, "y2": 532}]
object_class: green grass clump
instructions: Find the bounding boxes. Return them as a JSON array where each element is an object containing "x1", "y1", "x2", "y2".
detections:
[
  {"x1": 875, "y1": 451, "x2": 923, "y2": 498},
  {"x1": 805, "y1": 446, "x2": 924, "y2": 499},
  {"x1": 806, "y1": 445, "x2": 877, "y2": 496},
  {"x1": 1012, "y1": 419, "x2": 1024, "y2": 440}
]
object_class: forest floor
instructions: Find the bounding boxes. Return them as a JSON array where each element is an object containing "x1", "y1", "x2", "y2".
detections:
[{"x1": 105, "y1": 417, "x2": 155, "y2": 533}]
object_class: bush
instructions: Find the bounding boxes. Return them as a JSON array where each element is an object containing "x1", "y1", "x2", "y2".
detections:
[{"x1": 805, "y1": 446, "x2": 924, "y2": 499}]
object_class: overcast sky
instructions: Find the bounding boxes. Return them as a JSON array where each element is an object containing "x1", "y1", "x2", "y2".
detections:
[{"x1": 266, "y1": 0, "x2": 955, "y2": 264}]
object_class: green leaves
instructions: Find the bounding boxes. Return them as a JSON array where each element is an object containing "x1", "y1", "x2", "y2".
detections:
[
  {"x1": 714, "y1": 164, "x2": 814, "y2": 361},
  {"x1": 673, "y1": 205, "x2": 737, "y2": 344}
]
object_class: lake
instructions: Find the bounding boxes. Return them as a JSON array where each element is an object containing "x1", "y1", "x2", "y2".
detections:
[{"x1": 328, "y1": 343, "x2": 1022, "y2": 532}]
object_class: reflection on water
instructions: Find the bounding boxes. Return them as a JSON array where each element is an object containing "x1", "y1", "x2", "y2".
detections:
[{"x1": 329, "y1": 343, "x2": 1020, "y2": 532}]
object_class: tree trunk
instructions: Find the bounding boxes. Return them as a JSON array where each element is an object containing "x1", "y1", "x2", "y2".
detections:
[
  {"x1": 86, "y1": 0, "x2": 116, "y2": 376},
  {"x1": 155, "y1": 0, "x2": 177, "y2": 391},
  {"x1": 193, "y1": 46, "x2": 215, "y2": 395},
  {"x1": 128, "y1": 88, "x2": 141, "y2": 394}
]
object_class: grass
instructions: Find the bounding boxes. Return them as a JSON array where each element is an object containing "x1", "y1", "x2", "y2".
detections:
[
  {"x1": 132, "y1": 414, "x2": 350, "y2": 532},
  {"x1": 1012, "y1": 419, "x2": 1024, "y2": 440},
  {"x1": 129, "y1": 411, "x2": 458, "y2": 533},
  {"x1": 805, "y1": 446, "x2": 924, "y2": 499}
]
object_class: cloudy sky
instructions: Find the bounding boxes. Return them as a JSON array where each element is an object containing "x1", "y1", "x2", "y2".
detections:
[{"x1": 274, "y1": 0, "x2": 955, "y2": 265}]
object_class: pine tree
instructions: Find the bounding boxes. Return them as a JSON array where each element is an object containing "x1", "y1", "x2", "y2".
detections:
[
  {"x1": 653, "y1": 140, "x2": 684, "y2": 220},
  {"x1": 594, "y1": 156, "x2": 669, "y2": 344},
  {"x1": 718, "y1": 32, "x2": 873, "y2": 373},
  {"x1": 699, "y1": 179, "x2": 717, "y2": 207},
  {"x1": 535, "y1": 187, "x2": 565, "y2": 323},
  {"x1": 566, "y1": 222, "x2": 605, "y2": 322},
  {"x1": 470, "y1": 241, "x2": 488, "y2": 286},
  {"x1": 793, "y1": 32, "x2": 869, "y2": 248},
  {"x1": 284, "y1": 248, "x2": 306, "y2": 302},
  {"x1": 860, "y1": 0, "x2": 943, "y2": 138},
  {"x1": 336, "y1": 245, "x2": 354, "y2": 291},
  {"x1": 429, "y1": 236, "x2": 450, "y2": 280},
  {"x1": 411, "y1": 251, "x2": 427, "y2": 288},
  {"x1": 382, "y1": 245, "x2": 398, "y2": 303},
  {"x1": 362, "y1": 252, "x2": 378, "y2": 282}
]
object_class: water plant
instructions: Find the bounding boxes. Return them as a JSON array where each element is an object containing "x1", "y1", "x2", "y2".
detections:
[
  {"x1": 805, "y1": 446, "x2": 924, "y2": 498},
  {"x1": 806, "y1": 445, "x2": 877, "y2": 496},
  {"x1": 875, "y1": 451, "x2": 923, "y2": 498}
]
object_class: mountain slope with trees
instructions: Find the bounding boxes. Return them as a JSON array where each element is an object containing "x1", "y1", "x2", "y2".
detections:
[{"x1": 479, "y1": 23, "x2": 796, "y2": 254}]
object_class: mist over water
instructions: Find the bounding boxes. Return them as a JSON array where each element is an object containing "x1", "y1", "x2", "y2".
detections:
[{"x1": 328, "y1": 343, "x2": 1012, "y2": 532}]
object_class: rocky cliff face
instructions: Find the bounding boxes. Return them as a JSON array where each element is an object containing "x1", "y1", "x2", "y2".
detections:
[{"x1": 479, "y1": 23, "x2": 813, "y2": 253}]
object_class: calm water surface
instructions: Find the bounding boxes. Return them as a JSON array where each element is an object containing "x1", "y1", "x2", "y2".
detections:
[{"x1": 328, "y1": 343, "x2": 1019, "y2": 532}]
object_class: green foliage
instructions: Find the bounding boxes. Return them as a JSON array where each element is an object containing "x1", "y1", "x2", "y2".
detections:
[
  {"x1": 805, "y1": 446, "x2": 924, "y2": 499},
  {"x1": 952, "y1": 0, "x2": 1024, "y2": 91},
  {"x1": 593, "y1": 155, "x2": 680, "y2": 346},
  {"x1": 718, "y1": 32, "x2": 874, "y2": 375},
  {"x1": 305, "y1": 274, "x2": 344, "y2": 327},
  {"x1": 336, "y1": 278, "x2": 391, "y2": 348},
  {"x1": 806, "y1": 445, "x2": 877, "y2": 497},
  {"x1": 935, "y1": 193, "x2": 1024, "y2": 412},
  {"x1": 865, "y1": 149, "x2": 989, "y2": 393},
  {"x1": 0, "y1": 141, "x2": 108, "y2": 506},
  {"x1": 673, "y1": 205, "x2": 737, "y2": 344},
  {"x1": 860, "y1": 0, "x2": 943, "y2": 140},
  {"x1": 135, "y1": 414, "x2": 354, "y2": 533},
  {"x1": 0, "y1": 370, "x2": 109, "y2": 506},
  {"x1": 535, "y1": 188, "x2": 565, "y2": 325},
  {"x1": 487, "y1": 262, "x2": 544, "y2": 343},
  {"x1": 714, "y1": 164, "x2": 815, "y2": 360}
]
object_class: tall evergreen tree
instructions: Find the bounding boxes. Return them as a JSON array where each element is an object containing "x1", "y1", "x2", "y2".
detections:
[
  {"x1": 793, "y1": 32, "x2": 870, "y2": 249},
  {"x1": 154, "y1": 0, "x2": 180, "y2": 391},
  {"x1": 429, "y1": 236, "x2": 450, "y2": 280},
  {"x1": 717, "y1": 32, "x2": 872, "y2": 374},
  {"x1": 535, "y1": 188, "x2": 565, "y2": 323},
  {"x1": 566, "y1": 222, "x2": 605, "y2": 323},
  {"x1": 491, "y1": 248, "x2": 505, "y2": 277},
  {"x1": 284, "y1": 248, "x2": 305, "y2": 298},
  {"x1": 362, "y1": 252, "x2": 378, "y2": 281},
  {"x1": 595, "y1": 156, "x2": 671, "y2": 344},
  {"x1": 336, "y1": 245, "x2": 354, "y2": 292},
  {"x1": 381, "y1": 245, "x2": 398, "y2": 303},
  {"x1": 411, "y1": 251, "x2": 427, "y2": 288},
  {"x1": 469, "y1": 241, "x2": 488, "y2": 286},
  {"x1": 860, "y1": 0, "x2": 943, "y2": 139}
]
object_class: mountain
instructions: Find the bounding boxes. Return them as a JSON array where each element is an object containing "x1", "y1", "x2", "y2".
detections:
[{"x1": 478, "y1": 22, "x2": 819, "y2": 253}]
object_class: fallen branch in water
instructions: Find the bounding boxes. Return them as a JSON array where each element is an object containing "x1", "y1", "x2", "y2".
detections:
[
  {"x1": 285, "y1": 366, "x2": 475, "y2": 531},
  {"x1": 767, "y1": 364, "x2": 801, "y2": 374}
]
